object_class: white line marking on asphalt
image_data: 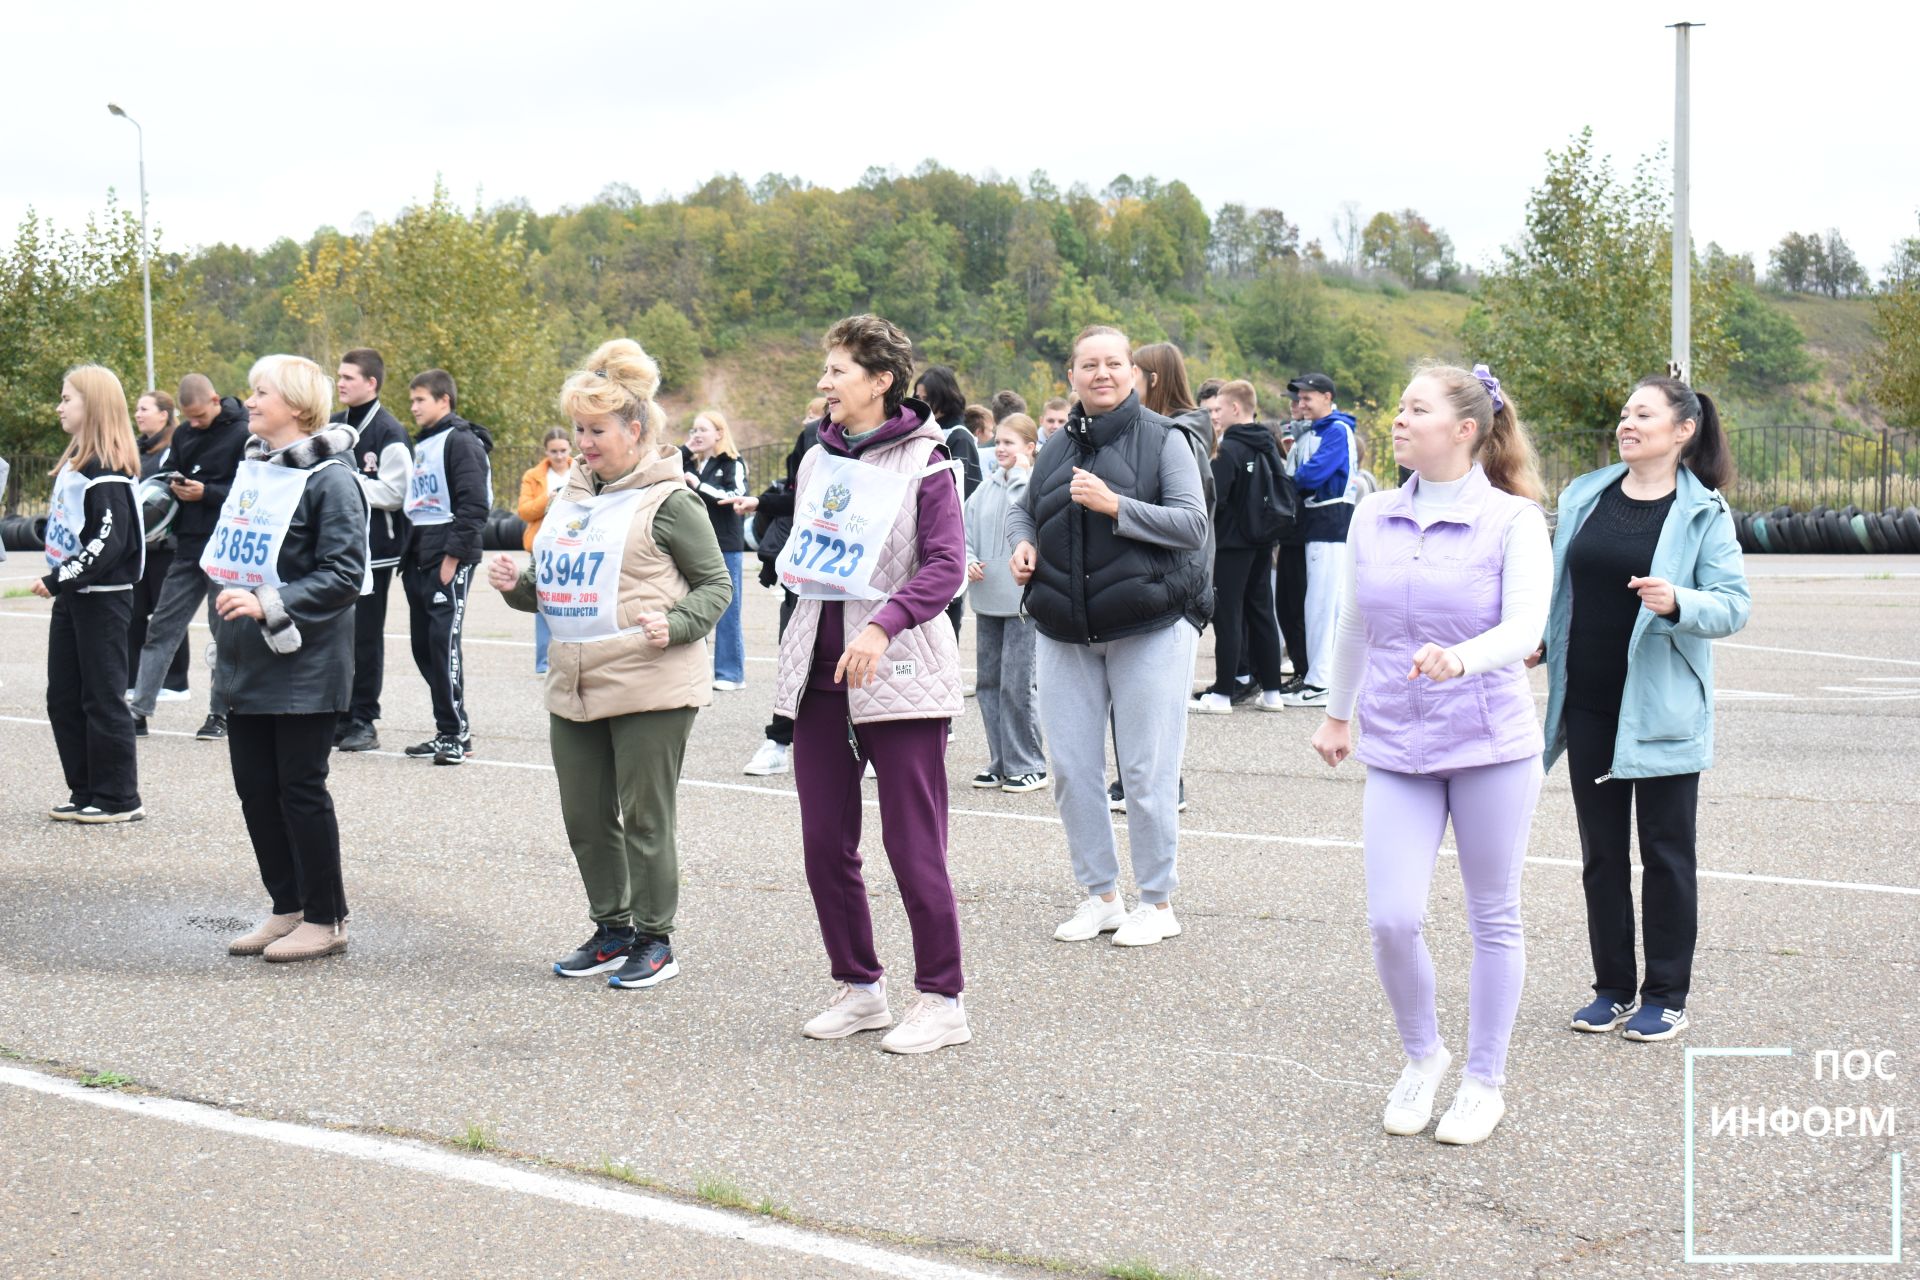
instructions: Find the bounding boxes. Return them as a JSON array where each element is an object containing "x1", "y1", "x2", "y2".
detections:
[
  {"x1": 1715, "y1": 640, "x2": 1920, "y2": 668},
  {"x1": 0, "y1": 1065, "x2": 1015, "y2": 1280},
  {"x1": 6, "y1": 714, "x2": 1915, "y2": 901}
]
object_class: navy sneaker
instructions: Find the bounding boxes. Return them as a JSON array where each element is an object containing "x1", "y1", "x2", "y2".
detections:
[
  {"x1": 1571, "y1": 996, "x2": 1638, "y2": 1033},
  {"x1": 553, "y1": 925, "x2": 636, "y2": 978},
  {"x1": 607, "y1": 936, "x2": 679, "y2": 989},
  {"x1": 1623, "y1": 1004, "x2": 1689, "y2": 1041}
]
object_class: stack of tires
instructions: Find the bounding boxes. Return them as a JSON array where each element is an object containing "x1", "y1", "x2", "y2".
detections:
[
  {"x1": 1735, "y1": 505, "x2": 1920, "y2": 554},
  {"x1": 1, "y1": 514, "x2": 46, "y2": 552},
  {"x1": 481, "y1": 509, "x2": 528, "y2": 552}
]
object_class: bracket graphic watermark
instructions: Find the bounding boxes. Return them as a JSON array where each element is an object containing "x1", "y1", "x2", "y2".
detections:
[{"x1": 1684, "y1": 1046, "x2": 1905, "y2": 1265}]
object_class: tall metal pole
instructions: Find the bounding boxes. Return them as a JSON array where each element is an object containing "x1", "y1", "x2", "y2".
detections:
[
  {"x1": 1668, "y1": 22, "x2": 1700, "y2": 383},
  {"x1": 108, "y1": 104, "x2": 155, "y2": 392}
]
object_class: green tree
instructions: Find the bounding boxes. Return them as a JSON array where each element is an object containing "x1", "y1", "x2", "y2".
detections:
[
  {"x1": 1463, "y1": 128, "x2": 1736, "y2": 464},
  {"x1": 629, "y1": 300, "x2": 705, "y2": 394},
  {"x1": 288, "y1": 180, "x2": 561, "y2": 451},
  {"x1": 1722, "y1": 284, "x2": 1814, "y2": 394},
  {"x1": 1874, "y1": 218, "x2": 1920, "y2": 427}
]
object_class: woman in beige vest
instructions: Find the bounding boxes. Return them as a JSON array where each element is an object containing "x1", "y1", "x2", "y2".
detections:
[{"x1": 487, "y1": 339, "x2": 732, "y2": 989}]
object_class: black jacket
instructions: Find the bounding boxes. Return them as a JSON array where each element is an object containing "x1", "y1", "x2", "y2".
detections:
[
  {"x1": 408, "y1": 414, "x2": 494, "y2": 568},
  {"x1": 938, "y1": 421, "x2": 983, "y2": 501},
  {"x1": 1023, "y1": 393, "x2": 1213, "y2": 644},
  {"x1": 680, "y1": 447, "x2": 749, "y2": 552},
  {"x1": 752, "y1": 420, "x2": 820, "y2": 583},
  {"x1": 1210, "y1": 421, "x2": 1287, "y2": 550},
  {"x1": 44, "y1": 461, "x2": 142, "y2": 595},
  {"x1": 331, "y1": 400, "x2": 413, "y2": 568},
  {"x1": 138, "y1": 430, "x2": 178, "y2": 552},
  {"x1": 169, "y1": 397, "x2": 251, "y2": 545},
  {"x1": 214, "y1": 425, "x2": 369, "y2": 715}
]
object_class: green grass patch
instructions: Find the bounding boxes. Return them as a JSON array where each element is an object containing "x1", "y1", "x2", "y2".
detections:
[
  {"x1": 79, "y1": 1071, "x2": 135, "y2": 1090},
  {"x1": 1105, "y1": 1261, "x2": 1204, "y2": 1280},
  {"x1": 694, "y1": 1173, "x2": 795, "y2": 1220},
  {"x1": 452, "y1": 1120, "x2": 499, "y2": 1152},
  {"x1": 2, "y1": 587, "x2": 34, "y2": 600}
]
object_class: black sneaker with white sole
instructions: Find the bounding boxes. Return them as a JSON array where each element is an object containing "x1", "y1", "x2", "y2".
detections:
[
  {"x1": 403, "y1": 737, "x2": 441, "y2": 757},
  {"x1": 1570, "y1": 996, "x2": 1638, "y2": 1033},
  {"x1": 554, "y1": 925, "x2": 637, "y2": 977},
  {"x1": 970, "y1": 771, "x2": 1002, "y2": 789},
  {"x1": 195, "y1": 714, "x2": 227, "y2": 741},
  {"x1": 1001, "y1": 772, "x2": 1050, "y2": 793},
  {"x1": 50, "y1": 802, "x2": 84, "y2": 821},
  {"x1": 433, "y1": 737, "x2": 466, "y2": 766},
  {"x1": 336, "y1": 721, "x2": 379, "y2": 752},
  {"x1": 607, "y1": 936, "x2": 678, "y2": 988},
  {"x1": 72, "y1": 805, "x2": 145, "y2": 824}
]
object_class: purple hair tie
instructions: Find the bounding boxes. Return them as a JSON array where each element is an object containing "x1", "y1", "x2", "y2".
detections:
[{"x1": 1472, "y1": 363, "x2": 1504, "y2": 414}]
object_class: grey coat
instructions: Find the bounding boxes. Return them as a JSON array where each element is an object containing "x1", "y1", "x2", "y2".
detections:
[{"x1": 214, "y1": 424, "x2": 369, "y2": 716}]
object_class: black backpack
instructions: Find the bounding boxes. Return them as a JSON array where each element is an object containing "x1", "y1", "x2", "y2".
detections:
[{"x1": 1238, "y1": 446, "x2": 1298, "y2": 544}]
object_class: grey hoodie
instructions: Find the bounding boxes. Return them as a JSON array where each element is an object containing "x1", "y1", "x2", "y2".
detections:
[{"x1": 963, "y1": 462, "x2": 1031, "y2": 617}]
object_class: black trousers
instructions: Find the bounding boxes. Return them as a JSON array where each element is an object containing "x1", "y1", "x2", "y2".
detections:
[
  {"x1": 766, "y1": 587, "x2": 800, "y2": 746},
  {"x1": 349, "y1": 565, "x2": 395, "y2": 726},
  {"x1": 946, "y1": 596, "x2": 965, "y2": 638},
  {"x1": 228, "y1": 712, "x2": 347, "y2": 924},
  {"x1": 1275, "y1": 541, "x2": 1309, "y2": 676},
  {"x1": 48, "y1": 590, "x2": 141, "y2": 812},
  {"x1": 128, "y1": 545, "x2": 190, "y2": 692},
  {"x1": 1211, "y1": 545, "x2": 1285, "y2": 694},
  {"x1": 1564, "y1": 703, "x2": 1701, "y2": 1008},
  {"x1": 403, "y1": 560, "x2": 474, "y2": 739}
]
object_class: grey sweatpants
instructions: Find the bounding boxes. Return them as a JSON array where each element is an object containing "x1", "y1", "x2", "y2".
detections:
[
  {"x1": 130, "y1": 550, "x2": 227, "y2": 719},
  {"x1": 1037, "y1": 620, "x2": 1197, "y2": 904},
  {"x1": 975, "y1": 613, "x2": 1044, "y2": 778}
]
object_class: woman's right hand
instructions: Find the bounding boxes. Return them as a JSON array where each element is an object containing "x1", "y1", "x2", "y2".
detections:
[
  {"x1": 1009, "y1": 540, "x2": 1036, "y2": 585},
  {"x1": 727, "y1": 495, "x2": 759, "y2": 514},
  {"x1": 487, "y1": 554, "x2": 520, "y2": 593},
  {"x1": 966, "y1": 559, "x2": 986, "y2": 583},
  {"x1": 1311, "y1": 716, "x2": 1352, "y2": 768}
]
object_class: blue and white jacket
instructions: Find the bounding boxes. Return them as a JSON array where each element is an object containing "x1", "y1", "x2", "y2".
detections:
[{"x1": 1287, "y1": 410, "x2": 1359, "y2": 542}]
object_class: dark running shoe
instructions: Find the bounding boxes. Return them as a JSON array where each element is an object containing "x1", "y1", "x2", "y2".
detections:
[
  {"x1": 333, "y1": 719, "x2": 350, "y2": 746},
  {"x1": 554, "y1": 925, "x2": 636, "y2": 977},
  {"x1": 1229, "y1": 680, "x2": 1262, "y2": 706},
  {"x1": 1623, "y1": 1004, "x2": 1689, "y2": 1042},
  {"x1": 433, "y1": 737, "x2": 466, "y2": 766},
  {"x1": 336, "y1": 721, "x2": 380, "y2": 753},
  {"x1": 970, "y1": 771, "x2": 1002, "y2": 789},
  {"x1": 195, "y1": 714, "x2": 227, "y2": 741},
  {"x1": 403, "y1": 737, "x2": 440, "y2": 757},
  {"x1": 133, "y1": 715, "x2": 148, "y2": 738},
  {"x1": 608, "y1": 936, "x2": 679, "y2": 989},
  {"x1": 1571, "y1": 996, "x2": 1638, "y2": 1033}
]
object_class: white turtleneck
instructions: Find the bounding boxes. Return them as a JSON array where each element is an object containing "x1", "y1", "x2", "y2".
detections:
[{"x1": 1324, "y1": 470, "x2": 1552, "y2": 723}]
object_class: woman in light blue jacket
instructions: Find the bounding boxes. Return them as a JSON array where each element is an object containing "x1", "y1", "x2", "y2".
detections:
[
  {"x1": 964, "y1": 413, "x2": 1046, "y2": 793},
  {"x1": 1542, "y1": 376, "x2": 1750, "y2": 1044}
]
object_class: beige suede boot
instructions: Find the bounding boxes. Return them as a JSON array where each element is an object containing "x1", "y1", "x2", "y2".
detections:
[
  {"x1": 228, "y1": 912, "x2": 303, "y2": 956},
  {"x1": 263, "y1": 920, "x2": 348, "y2": 963}
]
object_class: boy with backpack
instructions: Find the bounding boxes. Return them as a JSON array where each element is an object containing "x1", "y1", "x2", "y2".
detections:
[{"x1": 1192, "y1": 380, "x2": 1296, "y2": 714}]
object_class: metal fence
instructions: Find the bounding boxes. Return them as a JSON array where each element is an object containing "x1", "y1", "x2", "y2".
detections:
[{"x1": 1521, "y1": 424, "x2": 1920, "y2": 514}]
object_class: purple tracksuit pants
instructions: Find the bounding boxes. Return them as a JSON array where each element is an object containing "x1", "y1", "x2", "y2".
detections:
[
  {"x1": 1363, "y1": 755, "x2": 1543, "y2": 1087},
  {"x1": 793, "y1": 687, "x2": 964, "y2": 997}
]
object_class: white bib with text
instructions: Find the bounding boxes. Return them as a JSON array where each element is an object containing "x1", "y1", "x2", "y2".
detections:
[{"x1": 532, "y1": 487, "x2": 646, "y2": 642}]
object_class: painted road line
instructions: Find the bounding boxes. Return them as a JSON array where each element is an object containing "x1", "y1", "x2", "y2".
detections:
[
  {"x1": 1715, "y1": 640, "x2": 1920, "y2": 668},
  {"x1": 4, "y1": 716, "x2": 1915, "y2": 901},
  {"x1": 0, "y1": 1066, "x2": 1015, "y2": 1280}
]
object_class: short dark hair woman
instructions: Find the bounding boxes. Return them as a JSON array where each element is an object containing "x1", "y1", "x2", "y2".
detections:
[
  {"x1": 213, "y1": 355, "x2": 370, "y2": 961},
  {"x1": 774, "y1": 314, "x2": 971, "y2": 1055},
  {"x1": 1542, "y1": 376, "x2": 1750, "y2": 1043}
]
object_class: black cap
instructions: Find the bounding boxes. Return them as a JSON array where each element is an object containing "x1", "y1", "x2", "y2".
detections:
[{"x1": 1287, "y1": 372, "x2": 1335, "y2": 396}]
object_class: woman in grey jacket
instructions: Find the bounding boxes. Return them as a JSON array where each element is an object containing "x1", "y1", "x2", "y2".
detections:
[
  {"x1": 964, "y1": 412, "x2": 1045, "y2": 793},
  {"x1": 211, "y1": 355, "x2": 370, "y2": 963}
]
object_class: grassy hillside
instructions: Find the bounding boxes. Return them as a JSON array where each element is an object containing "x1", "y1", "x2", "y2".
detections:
[
  {"x1": 1322, "y1": 285, "x2": 1473, "y2": 369},
  {"x1": 1725, "y1": 294, "x2": 1881, "y2": 432}
]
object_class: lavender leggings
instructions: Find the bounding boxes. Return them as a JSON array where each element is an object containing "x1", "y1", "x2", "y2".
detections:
[{"x1": 1363, "y1": 755, "x2": 1543, "y2": 1088}]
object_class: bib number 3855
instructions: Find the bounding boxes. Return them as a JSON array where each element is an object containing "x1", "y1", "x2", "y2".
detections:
[
  {"x1": 788, "y1": 529, "x2": 865, "y2": 579},
  {"x1": 214, "y1": 526, "x2": 274, "y2": 566}
]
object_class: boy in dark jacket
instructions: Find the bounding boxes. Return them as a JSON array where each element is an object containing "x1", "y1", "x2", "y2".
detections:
[
  {"x1": 128, "y1": 374, "x2": 251, "y2": 738},
  {"x1": 1193, "y1": 381, "x2": 1290, "y2": 713},
  {"x1": 330, "y1": 348, "x2": 412, "y2": 752},
  {"x1": 400, "y1": 368, "x2": 493, "y2": 765}
]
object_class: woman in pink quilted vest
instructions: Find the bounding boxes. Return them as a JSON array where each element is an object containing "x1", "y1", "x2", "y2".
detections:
[
  {"x1": 772, "y1": 314, "x2": 972, "y2": 1055},
  {"x1": 1310, "y1": 364, "x2": 1551, "y2": 1147}
]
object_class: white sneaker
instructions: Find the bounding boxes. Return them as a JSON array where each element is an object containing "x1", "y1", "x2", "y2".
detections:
[
  {"x1": 1434, "y1": 1076, "x2": 1506, "y2": 1145},
  {"x1": 1383, "y1": 1046, "x2": 1452, "y2": 1136},
  {"x1": 1110, "y1": 902, "x2": 1180, "y2": 946},
  {"x1": 712, "y1": 679, "x2": 746, "y2": 691},
  {"x1": 1188, "y1": 692, "x2": 1233, "y2": 715},
  {"x1": 742, "y1": 739, "x2": 790, "y2": 777},
  {"x1": 801, "y1": 980, "x2": 892, "y2": 1039},
  {"x1": 1255, "y1": 690, "x2": 1287, "y2": 712},
  {"x1": 880, "y1": 993, "x2": 972, "y2": 1054},
  {"x1": 1053, "y1": 894, "x2": 1127, "y2": 942},
  {"x1": 1279, "y1": 684, "x2": 1329, "y2": 707}
]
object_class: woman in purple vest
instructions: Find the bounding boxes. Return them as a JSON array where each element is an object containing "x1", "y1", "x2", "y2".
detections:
[
  {"x1": 771, "y1": 314, "x2": 972, "y2": 1055},
  {"x1": 1311, "y1": 364, "x2": 1550, "y2": 1146}
]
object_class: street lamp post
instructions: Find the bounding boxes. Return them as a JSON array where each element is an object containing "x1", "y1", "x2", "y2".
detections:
[
  {"x1": 1667, "y1": 22, "x2": 1702, "y2": 384},
  {"x1": 107, "y1": 103, "x2": 155, "y2": 393}
]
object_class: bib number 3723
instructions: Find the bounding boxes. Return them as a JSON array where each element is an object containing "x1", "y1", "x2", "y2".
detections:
[{"x1": 787, "y1": 529, "x2": 865, "y2": 579}]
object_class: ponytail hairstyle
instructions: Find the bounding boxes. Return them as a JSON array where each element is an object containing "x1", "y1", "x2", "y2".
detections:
[
  {"x1": 1416, "y1": 363, "x2": 1544, "y2": 504},
  {"x1": 559, "y1": 339, "x2": 665, "y2": 450},
  {"x1": 1635, "y1": 375, "x2": 1735, "y2": 491},
  {"x1": 54, "y1": 364, "x2": 140, "y2": 477}
]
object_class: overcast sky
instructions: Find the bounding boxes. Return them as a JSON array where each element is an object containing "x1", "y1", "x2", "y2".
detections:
[{"x1": 5, "y1": 0, "x2": 1913, "y2": 278}]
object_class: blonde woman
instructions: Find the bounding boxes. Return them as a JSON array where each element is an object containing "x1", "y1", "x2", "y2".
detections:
[
  {"x1": 40, "y1": 364, "x2": 145, "y2": 823},
  {"x1": 682, "y1": 408, "x2": 749, "y2": 689},
  {"x1": 211, "y1": 355, "x2": 370, "y2": 962},
  {"x1": 489, "y1": 340, "x2": 731, "y2": 988}
]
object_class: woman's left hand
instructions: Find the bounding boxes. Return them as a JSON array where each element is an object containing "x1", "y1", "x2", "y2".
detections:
[
  {"x1": 1069, "y1": 467, "x2": 1120, "y2": 517},
  {"x1": 215, "y1": 588, "x2": 264, "y2": 622},
  {"x1": 1407, "y1": 643, "x2": 1465, "y2": 683},
  {"x1": 1628, "y1": 575, "x2": 1679, "y2": 618},
  {"x1": 30, "y1": 579, "x2": 51, "y2": 598},
  {"x1": 638, "y1": 611, "x2": 671, "y2": 648},
  {"x1": 834, "y1": 622, "x2": 890, "y2": 688}
]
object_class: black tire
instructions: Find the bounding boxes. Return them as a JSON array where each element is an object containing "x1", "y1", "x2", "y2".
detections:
[
  {"x1": 1901, "y1": 509, "x2": 1920, "y2": 553},
  {"x1": 1865, "y1": 513, "x2": 1892, "y2": 554}
]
